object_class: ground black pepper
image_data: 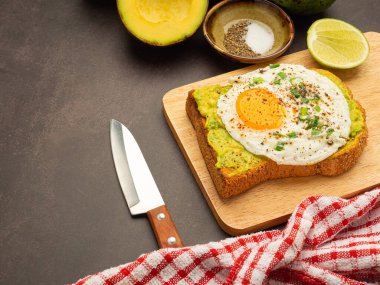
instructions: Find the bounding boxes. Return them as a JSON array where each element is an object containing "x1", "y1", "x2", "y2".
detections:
[{"x1": 223, "y1": 20, "x2": 258, "y2": 57}]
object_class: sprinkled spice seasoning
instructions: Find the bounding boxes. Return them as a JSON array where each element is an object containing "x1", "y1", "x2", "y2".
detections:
[{"x1": 224, "y1": 20, "x2": 258, "y2": 57}]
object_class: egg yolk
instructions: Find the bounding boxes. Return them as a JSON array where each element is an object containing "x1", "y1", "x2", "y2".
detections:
[{"x1": 236, "y1": 88, "x2": 285, "y2": 130}]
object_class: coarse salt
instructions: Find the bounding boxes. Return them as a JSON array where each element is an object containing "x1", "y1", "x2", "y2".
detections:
[{"x1": 245, "y1": 21, "x2": 274, "y2": 55}]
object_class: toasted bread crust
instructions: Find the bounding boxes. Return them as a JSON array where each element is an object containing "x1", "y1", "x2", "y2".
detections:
[{"x1": 186, "y1": 70, "x2": 368, "y2": 198}]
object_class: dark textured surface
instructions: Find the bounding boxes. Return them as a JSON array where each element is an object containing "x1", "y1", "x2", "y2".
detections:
[{"x1": 0, "y1": 0, "x2": 379, "y2": 284}]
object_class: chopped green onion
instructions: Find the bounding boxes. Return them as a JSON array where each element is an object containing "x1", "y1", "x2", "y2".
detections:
[
  {"x1": 312, "y1": 129, "x2": 321, "y2": 136},
  {"x1": 291, "y1": 87, "x2": 301, "y2": 98},
  {"x1": 277, "y1": 71, "x2": 287, "y2": 80},
  {"x1": 300, "y1": 107, "x2": 308, "y2": 115},
  {"x1": 326, "y1": 128, "x2": 335, "y2": 138},
  {"x1": 274, "y1": 78, "x2": 281, "y2": 85},
  {"x1": 301, "y1": 97, "x2": 310, "y2": 104},
  {"x1": 287, "y1": 132, "x2": 297, "y2": 138},
  {"x1": 299, "y1": 83, "x2": 308, "y2": 97},
  {"x1": 275, "y1": 141, "x2": 285, "y2": 151},
  {"x1": 250, "y1": 77, "x2": 265, "y2": 85},
  {"x1": 314, "y1": 105, "x2": 321, "y2": 112},
  {"x1": 299, "y1": 107, "x2": 309, "y2": 121},
  {"x1": 269, "y1": 64, "x2": 280, "y2": 69},
  {"x1": 306, "y1": 116, "x2": 319, "y2": 130}
]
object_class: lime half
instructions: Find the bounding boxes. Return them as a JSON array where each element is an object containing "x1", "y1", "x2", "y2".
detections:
[{"x1": 307, "y1": 18, "x2": 369, "y2": 69}]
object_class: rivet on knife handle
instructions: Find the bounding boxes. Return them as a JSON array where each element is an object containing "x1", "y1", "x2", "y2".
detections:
[{"x1": 147, "y1": 205, "x2": 184, "y2": 248}]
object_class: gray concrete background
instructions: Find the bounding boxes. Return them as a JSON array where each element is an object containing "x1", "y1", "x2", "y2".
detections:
[{"x1": 1, "y1": 0, "x2": 379, "y2": 284}]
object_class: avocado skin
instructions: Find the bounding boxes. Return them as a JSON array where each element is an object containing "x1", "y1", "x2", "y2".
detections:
[{"x1": 271, "y1": 0, "x2": 336, "y2": 15}]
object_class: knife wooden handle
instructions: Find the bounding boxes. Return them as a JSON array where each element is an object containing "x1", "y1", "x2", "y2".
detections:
[{"x1": 147, "y1": 205, "x2": 184, "y2": 248}]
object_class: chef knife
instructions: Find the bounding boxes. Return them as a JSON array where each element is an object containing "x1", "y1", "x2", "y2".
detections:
[{"x1": 110, "y1": 119, "x2": 183, "y2": 248}]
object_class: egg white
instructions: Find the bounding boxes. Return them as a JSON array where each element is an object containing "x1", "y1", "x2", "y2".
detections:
[{"x1": 217, "y1": 64, "x2": 351, "y2": 165}]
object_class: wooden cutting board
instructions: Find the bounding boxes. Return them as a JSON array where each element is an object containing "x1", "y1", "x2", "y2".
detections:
[{"x1": 163, "y1": 32, "x2": 380, "y2": 236}]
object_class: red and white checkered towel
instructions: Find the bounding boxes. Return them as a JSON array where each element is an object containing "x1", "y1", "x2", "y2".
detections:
[{"x1": 74, "y1": 188, "x2": 380, "y2": 285}]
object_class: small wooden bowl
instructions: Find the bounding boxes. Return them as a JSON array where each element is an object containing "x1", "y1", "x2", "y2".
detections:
[{"x1": 203, "y1": 0, "x2": 295, "y2": 64}]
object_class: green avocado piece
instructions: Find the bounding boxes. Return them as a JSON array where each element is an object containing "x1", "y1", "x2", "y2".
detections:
[{"x1": 270, "y1": 0, "x2": 336, "y2": 15}]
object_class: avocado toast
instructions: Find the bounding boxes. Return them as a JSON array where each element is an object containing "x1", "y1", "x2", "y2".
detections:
[{"x1": 186, "y1": 68, "x2": 367, "y2": 198}]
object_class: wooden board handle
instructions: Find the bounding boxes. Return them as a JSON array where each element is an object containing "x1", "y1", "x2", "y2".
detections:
[{"x1": 146, "y1": 205, "x2": 184, "y2": 248}]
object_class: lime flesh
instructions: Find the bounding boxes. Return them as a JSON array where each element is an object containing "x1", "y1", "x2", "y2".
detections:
[{"x1": 307, "y1": 18, "x2": 369, "y2": 69}]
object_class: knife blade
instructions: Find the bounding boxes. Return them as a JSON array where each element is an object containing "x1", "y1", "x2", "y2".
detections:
[{"x1": 110, "y1": 119, "x2": 183, "y2": 248}]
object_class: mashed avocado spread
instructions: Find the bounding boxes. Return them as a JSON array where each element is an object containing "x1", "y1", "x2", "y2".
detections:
[{"x1": 193, "y1": 72, "x2": 364, "y2": 177}]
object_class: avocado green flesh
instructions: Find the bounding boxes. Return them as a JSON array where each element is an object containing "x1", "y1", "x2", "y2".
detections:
[
  {"x1": 193, "y1": 76, "x2": 364, "y2": 177},
  {"x1": 194, "y1": 85, "x2": 265, "y2": 177}
]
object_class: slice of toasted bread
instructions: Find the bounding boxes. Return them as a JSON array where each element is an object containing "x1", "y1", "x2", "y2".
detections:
[{"x1": 186, "y1": 69, "x2": 368, "y2": 198}]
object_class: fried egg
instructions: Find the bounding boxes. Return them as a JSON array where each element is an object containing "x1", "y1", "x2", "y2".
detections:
[{"x1": 217, "y1": 64, "x2": 351, "y2": 165}]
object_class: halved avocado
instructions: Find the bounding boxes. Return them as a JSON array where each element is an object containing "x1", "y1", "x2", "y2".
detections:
[{"x1": 117, "y1": 0, "x2": 208, "y2": 46}]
